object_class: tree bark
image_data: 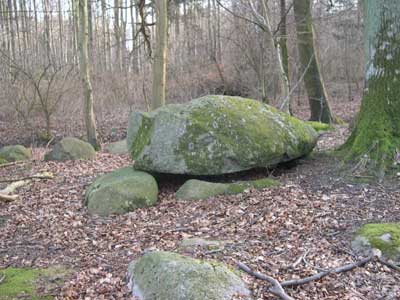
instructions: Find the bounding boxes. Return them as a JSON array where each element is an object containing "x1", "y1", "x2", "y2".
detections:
[
  {"x1": 151, "y1": 0, "x2": 168, "y2": 109},
  {"x1": 293, "y1": 0, "x2": 335, "y2": 123},
  {"x1": 342, "y1": 0, "x2": 400, "y2": 177},
  {"x1": 78, "y1": 0, "x2": 100, "y2": 149},
  {"x1": 114, "y1": 0, "x2": 122, "y2": 71}
]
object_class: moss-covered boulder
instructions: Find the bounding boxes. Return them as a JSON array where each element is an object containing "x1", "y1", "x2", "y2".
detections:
[
  {"x1": 0, "y1": 145, "x2": 32, "y2": 163},
  {"x1": 44, "y1": 137, "x2": 96, "y2": 161},
  {"x1": 104, "y1": 139, "x2": 128, "y2": 155},
  {"x1": 0, "y1": 266, "x2": 70, "y2": 300},
  {"x1": 352, "y1": 223, "x2": 400, "y2": 262},
  {"x1": 85, "y1": 167, "x2": 158, "y2": 216},
  {"x1": 176, "y1": 178, "x2": 277, "y2": 201},
  {"x1": 127, "y1": 251, "x2": 252, "y2": 300},
  {"x1": 127, "y1": 96, "x2": 318, "y2": 175}
]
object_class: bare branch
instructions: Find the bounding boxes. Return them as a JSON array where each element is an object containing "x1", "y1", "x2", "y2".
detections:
[{"x1": 237, "y1": 261, "x2": 295, "y2": 300}]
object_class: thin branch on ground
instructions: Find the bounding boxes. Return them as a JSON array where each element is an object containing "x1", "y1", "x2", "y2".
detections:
[
  {"x1": 378, "y1": 257, "x2": 400, "y2": 273},
  {"x1": 0, "y1": 193, "x2": 19, "y2": 202},
  {"x1": 237, "y1": 261, "x2": 295, "y2": 300},
  {"x1": 238, "y1": 255, "x2": 376, "y2": 300},
  {"x1": 0, "y1": 273, "x2": 5, "y2": 285},
  {"x1": 0, "y1": 161, "x2": 28, "y2": 169},
  {"x1": 0, "y1": 173, "x2": 54, "y2": 184}
]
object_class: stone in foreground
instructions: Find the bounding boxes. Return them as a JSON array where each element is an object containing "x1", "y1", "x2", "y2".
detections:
[
  {"x1": 127, "y1": 251, "x2": 252, "y2": 300},
  {"x1": 176, "y1": 178, "x2": 277, "y2": 201},
  {"x1": 105, "y1": 139, "x2": 128, "y2": 155},
  {"x1": 0, "y1": 145, "x2": 32, "y2": 163},
  {"x1": 352, "y1": 223, "x2": 400, "y2": 262},
  {"x1": 85, "y1": 167, "x2": 158, "y2": 216},
  {"x1": 127, "y1": 96, "x2": 317, "y2": 175},
  {"x1": 45, "y1": 137, "x2": 96, "y2": 161}
]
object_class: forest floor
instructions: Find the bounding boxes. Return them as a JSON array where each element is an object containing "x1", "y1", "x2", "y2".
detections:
[{"x1": 0, "y1": 98, "x2": 400, "y2": 300}]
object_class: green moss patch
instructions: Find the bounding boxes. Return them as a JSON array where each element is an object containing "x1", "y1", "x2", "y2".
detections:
[
  {"x1": 307, "y1": 121, "x2": 335, "y2": 132},
  {"x1": 357, "y1": 223, "x2": 400, "y2": 258},
  {"x1": 0, "y1": 266, "x2": 70, "y2": 300}
]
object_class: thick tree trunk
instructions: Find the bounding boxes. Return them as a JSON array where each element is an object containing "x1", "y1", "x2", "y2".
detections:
[
  {"x1": 151, "y1": 0, "x2": 168, "y2": 109},
  {"x1": 78, "y1": 0, "x2": 100, "y2": 149},
  {"x1": 342, "y1": 0, "x2": 400, "y2": 177},
  {"x1": 293, "y1": 0, "x2": 335, "y2": 123}
]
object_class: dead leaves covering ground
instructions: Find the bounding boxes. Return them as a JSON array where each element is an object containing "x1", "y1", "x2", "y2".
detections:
[{"x1": 0, "y1": 128, "x2": 400, "y2": 300}]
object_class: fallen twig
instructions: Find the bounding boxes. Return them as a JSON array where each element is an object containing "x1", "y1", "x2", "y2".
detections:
[
  {"x1": 0, "y1": 172, "x2": 53, "y2": 183},
  {"x1": 281, "y1": 255, "x2": 374, "y2": 287},
  {"x1": 290, "y1": 249, "x2": 309, "y2": 269},
  {"x1": 237, "y1": 261, "x2": 294, "y2": 300},
  {"x1": 378, "y1": 257, "x2": 400, "y2": 273},
  {"x1": 238, "y1": 255, "x2": 375, "y2": 300},
  {"x1": 0, "y1": 160, "x2": 27, "y2": 169},
  {"x1": 0, "y1": 272, "x2": 5, "y2": 285},
  {"x1": 0, "y1": 193, "x2": 18, "y2": 202}
]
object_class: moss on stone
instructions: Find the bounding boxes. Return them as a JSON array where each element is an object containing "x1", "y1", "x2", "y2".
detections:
[
  {"x1": 307, "y1": 121, "x2": 335, "y2": 132},
  {"x1": 85, "y1": 167, "x2": 158, "y2": 216},
  {"x1": 127, "y1": 251, "x2": 252, "y2": 300},
  {"x1": 357, "y1": 223, "x2": 400, "y2": 258},
  {"x1": 176, "y1": 178, "x2": 278, "y2": 201},
  {"x1": 0, "y1": 145, "x2": 32, "y2": 163},
  {"x1": 0, "y1": 266, "x2": 70, "y2": 300},
  {"x1": 44, "y1": 137, "x2": 96, "y2": 161},
  {"x1": 0, "y1": 157, "x2": 8, "y2": 165},
  {"x1": 128, "y1": 96, "x2": 318, "y2": 175}
]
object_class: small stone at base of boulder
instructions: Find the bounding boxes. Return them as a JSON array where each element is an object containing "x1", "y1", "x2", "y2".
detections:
[
  {"x1": 85, "y1": 167, "x2": 158, "y2": 216},
  {"x1": 352, "y1": 223, "x2": 400, "y2": 262},
  {"x1": 45, "y1": 137, "x2": 96, "y2": 161},
  {"x1": 127, "y1": 251, "x2": 252, "y2": 300},
  {"x1": 176, "y1": 178, "x2": 277, "y2": 201},
  {"x1": 0, "y1": 145, "x2": 32, "y2": 163},
  {"x1": 105, "y1": 140, "x2": 128, "y2": 155}
]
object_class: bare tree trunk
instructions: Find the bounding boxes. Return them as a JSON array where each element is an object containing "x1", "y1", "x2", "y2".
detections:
[
  {"x1": 43, "y1": 0, "x2": 52, "y2": 64},
  {"x1": 7, "y1": 0, "x2": 16, "y2": 60},
  {"x1": 152, "y1": 0, "x2": 168, "y2": 109},
  {"x1": 58, "y1": 0, "x2": 64, "y2": 63},
  {"x1": 33, "y1": 0, "x2": 39, "y2": 56},
  {"x1": 293, "y1": 0, "x2": 335, "y2": 123},
  {"x1": 100, "y1": 0, "x2": 107, "y2": 70},
  {"x1": 78, "y1": 0, "x2": 100, "y2": 149},
  {"x1": 114, "y1": 0, "x2": 122, "y2": 71}
]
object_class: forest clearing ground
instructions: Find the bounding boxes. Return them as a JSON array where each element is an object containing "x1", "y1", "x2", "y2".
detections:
[{"x1": 1, "y1": 101, "x2": 399, "y2": 299}]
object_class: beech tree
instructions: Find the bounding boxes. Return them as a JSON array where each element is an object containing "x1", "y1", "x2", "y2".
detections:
[
  {"x1": 342, "y1": 0, "x2": 400, "y2": 177},
  {"x1": 293, "y1": 0, "x2": 335, "y2": 123}
]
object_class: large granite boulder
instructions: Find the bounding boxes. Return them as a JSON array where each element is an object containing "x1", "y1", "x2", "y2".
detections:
[
  {"x1": 176, "y1": 178, "x2": 277, "y2": 201},
  {"x1": 85, "y1": 167, "x2": 158, "y2": 216},
  {"x1": 0, "y1": 145, "x2": 32, "y2": 163},
  {"x1": 127, "y1": 96, "x2": 317, "y2": 175},
  {"x1": 352, "y1": 223, "x2": 400, "y2": 262},
  {"x1": 127, "y1": 251, "x2": 252, "y2": 300},
  {"x1": 45, "y1": 137, "x2": 96, "y2": 161}
]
